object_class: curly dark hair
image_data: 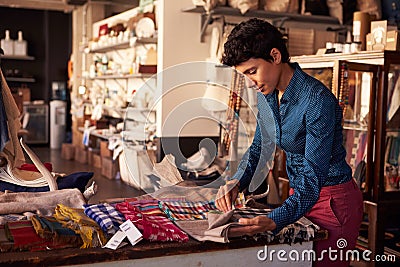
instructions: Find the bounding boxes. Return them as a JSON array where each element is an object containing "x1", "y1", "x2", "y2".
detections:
[{"x1": 222, "y1": 18, "x2": 290, "y2": 66}]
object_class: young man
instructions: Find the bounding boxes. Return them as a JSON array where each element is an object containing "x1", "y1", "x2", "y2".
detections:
[{"x1": 216, "y1": 18, "x2": 363, "y2": 267}]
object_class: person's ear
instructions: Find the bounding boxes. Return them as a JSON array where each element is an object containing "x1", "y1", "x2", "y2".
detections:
[{"x1": 270, "y1": 48, "x2": 281, "y2": 64}]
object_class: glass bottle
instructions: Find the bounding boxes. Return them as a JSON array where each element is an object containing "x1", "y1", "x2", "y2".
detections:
[{"x1": 1, "y1": 30, "x2": 14, "y2": 55}]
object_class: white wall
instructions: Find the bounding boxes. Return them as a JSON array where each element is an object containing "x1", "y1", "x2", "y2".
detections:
[{"x1": 156, "y1": 0, "x2": 220, "y2": 137}]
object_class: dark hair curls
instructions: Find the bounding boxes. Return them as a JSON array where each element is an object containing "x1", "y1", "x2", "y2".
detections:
[{"x1": 222, "y1": 18, "x2": 290, "y2": 66}]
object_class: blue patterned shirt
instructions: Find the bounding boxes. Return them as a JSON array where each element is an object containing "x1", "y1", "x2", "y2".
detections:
[{"x1": 232, "y1": 62, "x2": 352, "y2": 232}]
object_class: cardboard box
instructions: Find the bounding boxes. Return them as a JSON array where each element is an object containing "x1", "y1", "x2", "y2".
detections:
[
  {"x1": 288, "y1": 28, "x2": 336, "y2": 56},
  {"x1": 100, "y1": 141, "x2": 113, "y2": 158},
  {"x1": 72, "y1": 117, "x2": 85, "y2": 130},
  {"x1": 366, "y1": 30, "x2": 399, "y2": 51},
  {"x1": 92, "y1": 154, "x2": 102, "y2": 169},
  {"x1": 61, "y1": 143, "x2": 75, "y2": 160},
  {"x1": 72, "y1": 129, "x2": 85, "y2": 149},
  {"x1": 88, "y1": 148, "x2": 100, "y2": 166},
  {"x1": 101, "y1": 156, "x2": 119, "y2": 179},
  {"x1": 74, "y1": 146, "x2": 88, "y2": 164},
  {"x1": 386, "y1": 31, "x2": 399, "y2": 51}
]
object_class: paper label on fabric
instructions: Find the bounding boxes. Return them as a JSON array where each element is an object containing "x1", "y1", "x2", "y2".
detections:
[
  {"x1": 119, "y1": 220, "x2": 143, "y2": 246},
  {"x1": 103, "y1": 229, "x2": 127, "y2": 250}
]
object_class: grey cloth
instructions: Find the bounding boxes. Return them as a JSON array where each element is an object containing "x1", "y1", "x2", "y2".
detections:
[
  {"x1": 151, "y1": 185, "x2": 219, "y2": 202},
  {"x1": 0, "y1": 188, "x2": 86, "y2": 218}
]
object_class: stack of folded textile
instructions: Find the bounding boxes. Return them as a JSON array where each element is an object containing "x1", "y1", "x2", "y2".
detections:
[
  {"x1": 31, "y1": 215, "x2": 83, "y2": 248},
  {"x1": 165, "y1": 202, "x2": 320, "y2": 244},
  {"x1": 0, "y1": 219, "x2": 80, "y2": 252}
]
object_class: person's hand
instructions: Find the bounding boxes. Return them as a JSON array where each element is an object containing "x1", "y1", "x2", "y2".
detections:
[
  {"x1": 228, "y1": 216, "x2": 277, "y2": 237},
  {"x1": 215, "y1": 179, "x2": 240, "y2": 212}
]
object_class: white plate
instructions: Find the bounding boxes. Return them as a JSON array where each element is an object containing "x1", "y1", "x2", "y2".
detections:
[{"x1": 135, "y1": 17, "x2": 155, "y2": 38}]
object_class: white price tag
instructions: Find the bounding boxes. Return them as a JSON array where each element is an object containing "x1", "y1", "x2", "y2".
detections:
[
  {"x1": 103, "y1": 229, "x2": 128, "y2": 250},
  {"x1": 119, "y1": 220, "x2": 143, "y2": 246}
]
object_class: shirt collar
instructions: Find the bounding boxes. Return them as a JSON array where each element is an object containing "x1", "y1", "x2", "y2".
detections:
[{"x1": 265, "y1": 62, "x2": 305, "y2": 105}]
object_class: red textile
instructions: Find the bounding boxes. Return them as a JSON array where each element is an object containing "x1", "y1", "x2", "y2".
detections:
[
  {"x1": 6, "y1": 220, "x2": 67, "y2": 251},
  {"x1": 18, "y1": 162, "x2": 53, "y2": 172},
  {"x1": 115, "y1": 201, "x2": 189, "y2": 242}
]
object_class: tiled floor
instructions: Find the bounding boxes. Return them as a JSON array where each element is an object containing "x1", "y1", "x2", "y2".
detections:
[{"x1": 32, "y1": 147, "x2": 144, "y2": 204}]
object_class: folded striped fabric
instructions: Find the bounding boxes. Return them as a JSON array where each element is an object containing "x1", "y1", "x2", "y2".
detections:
[
  {"x1": 115, "y1": 201, "x2": 189, "y2": 242},
  {"x1": 128, "y1": 199, "x2": 167, "y2": 217},
  {"x1": 5, "y1": 220, "x2": 71, "y2": 251},
  {"x1": 31, "y1": 215, "x2": 82, "y2": 247},
  {"x1": 84, "y1": 203, "x2": 126, "y2": 235},
  {"x1": 158, "y1": 200, "x2": 217, "y2": 221},
  {"x1": 5, "y1": 220, "x2": 49, "y2": 251}
]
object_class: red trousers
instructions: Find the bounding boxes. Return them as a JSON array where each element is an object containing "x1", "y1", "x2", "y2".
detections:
[{"x1": 305, "y1": 179, "x2": 363, "y2": 267}]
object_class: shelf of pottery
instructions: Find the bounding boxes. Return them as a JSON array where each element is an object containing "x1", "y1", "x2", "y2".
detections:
[{"x1": 82, "y1": 3, "x2": 158, "y2": 124}]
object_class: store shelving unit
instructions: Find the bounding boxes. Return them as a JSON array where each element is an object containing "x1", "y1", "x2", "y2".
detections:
[
  {"x1": 1, "y1": 55, "x2": 34, "y2": 60},
  {"x1": 89, "y1": 73, "x2": 153, "y2": 80},
  {"x1": 88, "y1": 37, "x2": 157, "y2": 53},
  {"x1": 85, "y1": 3, "x2": 158, "y2": 112},
  {"x1": 0, "y1": 54, "x2": 36, "y2": 83}
]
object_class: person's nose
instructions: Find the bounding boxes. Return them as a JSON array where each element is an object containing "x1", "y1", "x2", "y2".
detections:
[
  {"x1": 245, "y1": 76, "x2": 258, "y2": 89},
  {"x1": 251, "y1": 80, "x2": 259, "y2": 90}
]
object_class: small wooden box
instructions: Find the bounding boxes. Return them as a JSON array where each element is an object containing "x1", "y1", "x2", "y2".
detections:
[
  {"x1": 101, "y1": 156, "x2": 119, "y2": 179},
  {"x1": 138, "y1": 64, "x2": 157, "y2": 74},
  {"x1": 61, "y1": 143, "x2": 75, "y2": 160},
  {"x1": 18, "y1": 86, "x2": 31, "y2": 103}
]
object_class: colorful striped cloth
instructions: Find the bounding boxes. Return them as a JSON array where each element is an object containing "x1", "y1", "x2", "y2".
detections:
[
  {"x1": 158, "y1": 200, "x2": 217, "y2": 221},
  {"x1": 83, "y1": 203, "x2": 126, "y2": 235},
  {"x1": 31, "y1": 215, "x2": 82, "y2": 247},
  {"x1": 54, "y1": 204, "x2": 107, "y2": 248},
  {"x1": 129, "y1": 199, "x2": 168, "y2": 217},
  {"x1": 5, "y1": 220, "x2": 51, "y2": 251},
  {"x1": 115, "y1": 200, "x2": 189, "y2": 242},
  {"x1": 5, "y1": 220, "x2": 73, "y2": 251}
]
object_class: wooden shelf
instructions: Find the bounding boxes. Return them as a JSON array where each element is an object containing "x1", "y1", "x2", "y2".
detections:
[
  {"x1": 183, "y1": 6, "x2": 340, "y2": 25},
  {"x1": 89, "y1": 73, "x2": 153, "y2": 80},
  {"x1": 0, "y1": 55, "x2": 35, "y2": 60},
  {"x1": 5, "y1": 77, "x2": 35, "y2": 83},
  {"x1": 292, "y1": 51, "x2": 386, "y2": 67},
  {"x1": 343, "y1": 124, "x2": 368, "y2": 132},
  {"x1": 89, "y1": 37, "x2": 157, "y2": 53}
]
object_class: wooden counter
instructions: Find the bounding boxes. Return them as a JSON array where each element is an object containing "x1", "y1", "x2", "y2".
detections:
[{"x1": 0, "y1": 231, "x2": 327, "y2": 267}]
